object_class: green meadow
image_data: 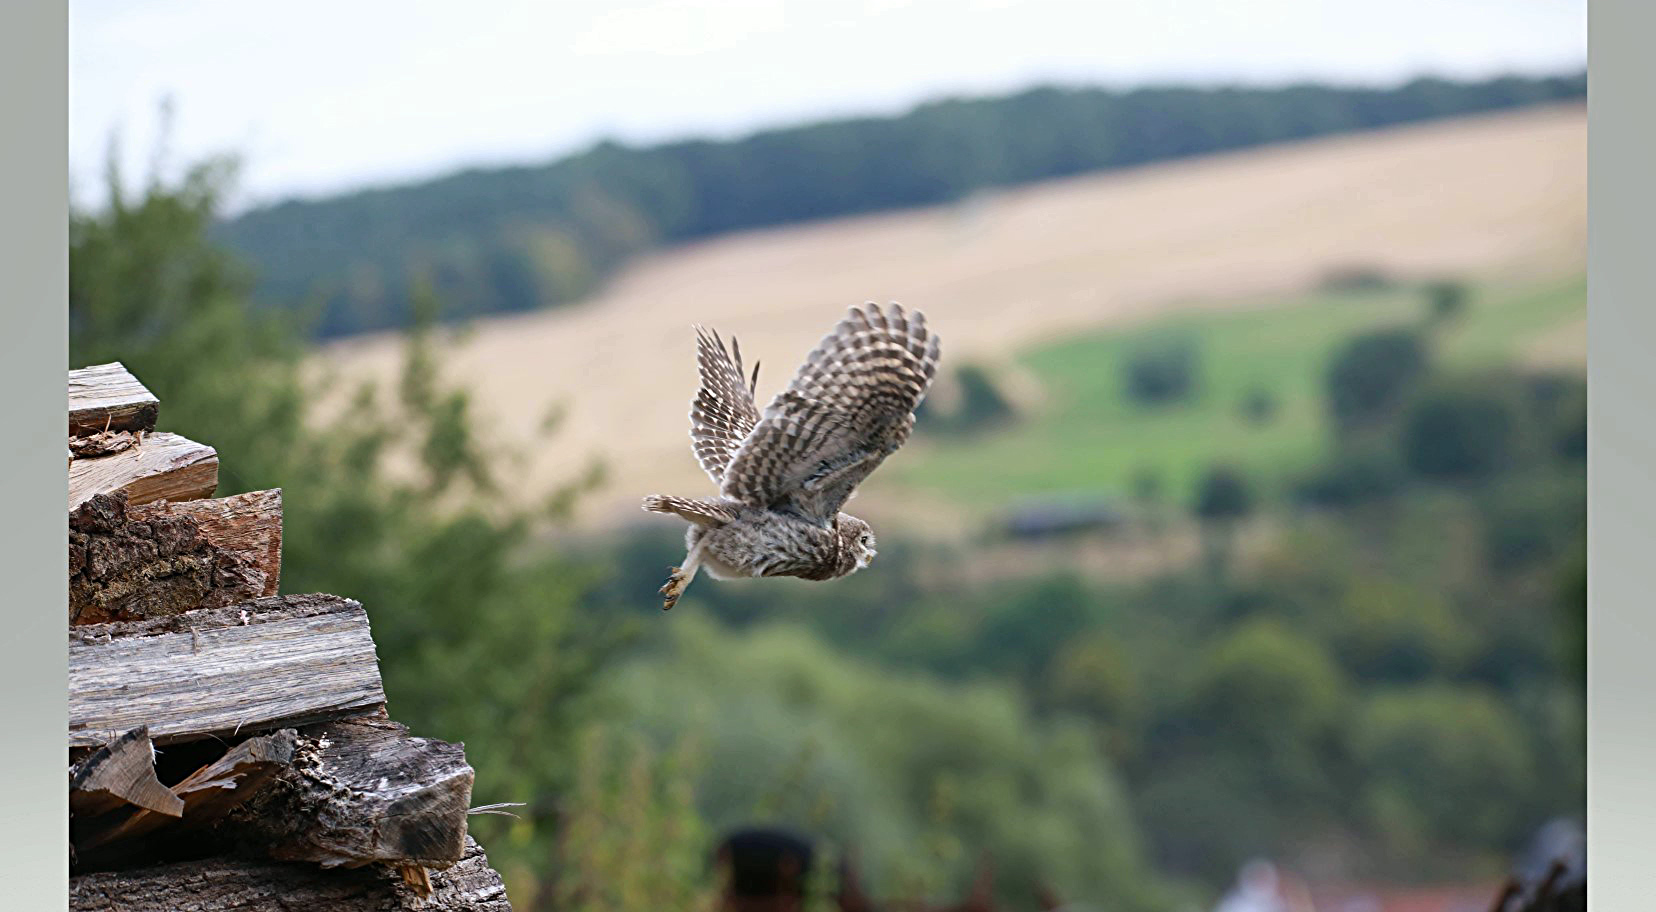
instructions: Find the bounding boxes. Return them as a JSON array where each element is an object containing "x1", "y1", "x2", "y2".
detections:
[{"x1": 891, "y1": 274, "x2": 1586, "y2": 510}]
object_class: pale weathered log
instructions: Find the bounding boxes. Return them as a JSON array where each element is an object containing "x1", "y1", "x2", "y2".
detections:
[
  {"x1": 69, "y1": 362, "x2": 159, "y2": 437},
  {"x1": 69, "y1": 594, "x2": 386, "y2": 749},
  {"x1": 73, "y1": 730, "x2": 298, "y2": 867},
  {"x1": 69, "y1": 727, "x2": 183, "y2": 819},
  {"x1": 69, "y1": 431, "x2": 218, "y2": 512},
  {"x1": 229, "y1": 717, "x2": 475, "y2": 870},
  {"x1": 69, "y1": 490, "x2": 282, "y2": 625},
  {"x1": 68, "y1": 835, "x2": 512, "y2": 912},
  {"x1": 132, "y1": 489, "x2": 283, "y2": 598}
]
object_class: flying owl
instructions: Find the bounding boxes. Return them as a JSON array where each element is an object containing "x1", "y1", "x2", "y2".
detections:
[{"x1": 643, "y1": 302, "x2": 942, "y2": 610}]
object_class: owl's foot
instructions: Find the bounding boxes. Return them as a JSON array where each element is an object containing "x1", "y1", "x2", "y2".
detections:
[{"x1": 659, "y1": 566, "x2": 684, "y2": 611}]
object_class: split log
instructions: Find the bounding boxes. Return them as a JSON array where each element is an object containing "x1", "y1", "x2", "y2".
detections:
[
  {"x1": 69, "y1": 362, "x2": 159, "y2": 437},
  {"x1": 69, "y1": 490, "x2": 282, "y2": 625},
  {"x1": 229, "y1": 718, "x2": 475, "y2": 869},
  {"x1": 73, "y1": 730, "x2": 298, "y2": 868},
  {"x1": 69, "y1": 835, "x2": 512, "y2": 912},
  {"x1": 69, "y1": 594, "x2": 386, "y2": 749},
  {"x1": 69, "y1": 727, "x2": 182, "y2": 819},
  {"x1": 69, "y1": 431, "x2": 218, "y2": 512},
  {"x1": 133, "y1": 489, "x2": 282, "y2": 598}
]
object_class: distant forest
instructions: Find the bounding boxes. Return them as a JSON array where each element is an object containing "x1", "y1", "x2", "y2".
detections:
[{"x1": 216, "y1": 71, "x2": 1586, "y2": 338}]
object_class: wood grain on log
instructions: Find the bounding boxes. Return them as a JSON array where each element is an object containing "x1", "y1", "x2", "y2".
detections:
[
  {"x1": 230, "y1": 718, "x2": 475, "y2": 869},
  {"x1": 69, "y1": 431, "x2": 217, "y2": 512},
  {"x1": 69, "y1": 594, "x2": 386, "y2": 748},
  {"x1": 132, "y1": 489, "x2": 282, "y2": 597},
  {"x1": 73, "y1": 730, "x2": 298, "y2": 867},
  {"x1": 69, "y1": 836, "x2": 512, "y2": 912},
  {"x1": 69, "y1": 362, "x2": 159, "y2": 437},
  {"x1": 69, "y1": 727, "x2": 183, "y2": 819},
  {"x1": 70, "y1": 490, "x2": 282, "y2": 625}
]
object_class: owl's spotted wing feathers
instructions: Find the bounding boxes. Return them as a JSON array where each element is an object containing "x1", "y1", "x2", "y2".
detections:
[
  {"x1": 689, "y1": 327, "x2": 763, "y2": 485},
  {"x1": 720, "y1": 302, "x2": 942, "y2": 523}
]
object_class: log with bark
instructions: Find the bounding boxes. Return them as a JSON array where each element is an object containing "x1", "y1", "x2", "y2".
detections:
[
  {"x1": 226, "y1": 718, "x2": 475, "y2": 870},
  {"x1": 69, "y1": 594, "x2": 386, "y2": 748},
  {"x1": 69, "y1": 835, "x2": 512, "y2": 912},
  {"x1": 70, "y1": 489, "x2": 282, "y2": 625},
  {"x1": 69, "y1": 362, "x2": 159, "y2": 437},
  {"x1": 69, "y1": 431, "x2": 218, "y2": 511}
]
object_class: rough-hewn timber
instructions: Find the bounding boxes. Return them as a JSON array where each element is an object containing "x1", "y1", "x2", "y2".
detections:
[
  {"x1": 69, "y1": 431, "x2": 218, "y2": 512},
  {"x1": 228, "y1": 718, "x2": 475, "y2": 869},
  {"x1": 69, "y1": 727, "x2": 183, "y2": 819},
  {"x1": 68, "y1": 836, "x2": 512, "y2": 912},
  {"x1": 69, "y1": 594, "x2": 385, "y2": 748},
  {"x1": 69, "y1": 362, "x2": 159, "y2": 437},
  {"x1": 73, "y1": 730, "x2": 298, "y2": 867},
  {"x1": 69, "y1": 490, "x2": 282, "y2": 625}
]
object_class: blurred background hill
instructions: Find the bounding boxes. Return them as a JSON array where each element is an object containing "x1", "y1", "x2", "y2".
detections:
[{"x1": 71, "y1": 2, "x2": 1585, "y2": 909}]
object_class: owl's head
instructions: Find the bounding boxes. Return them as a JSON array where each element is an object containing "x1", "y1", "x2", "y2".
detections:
[{"x1": 836, "y1": 513, "x2": 877, "y2": 573}]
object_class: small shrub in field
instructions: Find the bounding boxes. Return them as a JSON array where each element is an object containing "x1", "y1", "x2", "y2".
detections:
[
  {"x1": 1424, "y1": 279, "x2": 1470, "y2": 324},
  {"x1": 1124, "y1": 337, "x2": 1200, "y2": 407},
  {"x1": 1239, "y1": 386, "x2": 1278, "y2": 426},
  {"x1": 1194, "y1": 465, "x2": 1254, "y2": 522},
  {"x1": 1326, "y1": 328, "x2": 1429, "y2": 431}
]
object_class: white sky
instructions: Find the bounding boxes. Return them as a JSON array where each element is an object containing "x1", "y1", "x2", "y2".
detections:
[{"x1": 70, "y1": 0, "x2": 1586, "y2": 212}]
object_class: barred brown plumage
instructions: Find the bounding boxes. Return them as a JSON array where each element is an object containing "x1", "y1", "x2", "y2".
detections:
[{"x1": 643, "y1": 302, "x2": 942, "y2": 610}]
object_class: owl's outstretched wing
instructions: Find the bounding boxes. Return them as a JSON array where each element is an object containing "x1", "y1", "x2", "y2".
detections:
[
  {"x1": 721, "y1": 303, "x2": 941, "y2": 524},
  {"x1": 689, "y1": 326, "x2": 763, "y2": 485}
]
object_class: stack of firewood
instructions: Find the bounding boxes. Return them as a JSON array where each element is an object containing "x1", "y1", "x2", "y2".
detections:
[{"x1": 66, "y1": 362, "x2": 514, "y2": 911}]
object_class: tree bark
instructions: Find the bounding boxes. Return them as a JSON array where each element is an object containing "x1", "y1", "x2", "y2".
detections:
[
  {"x1": 69, "y1": 362, "x2": 159, "y2": 437},
  {"x1": 68, "y1": 836, "x2": 513, "y2": 911},
  {"x1": 69, "y1": 431, "x2": 218, "y2": 512},
  {"x1": 69, "y1": 594, "x2": 386, "y2": 748},
  {"x1": 69, "y1": 490, "x2": 282, "y2": 625}
]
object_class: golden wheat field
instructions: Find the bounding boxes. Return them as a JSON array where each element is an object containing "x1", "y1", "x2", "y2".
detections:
[{"x1": 313, "y1": 103, "x2": 1585, "y2": 530}]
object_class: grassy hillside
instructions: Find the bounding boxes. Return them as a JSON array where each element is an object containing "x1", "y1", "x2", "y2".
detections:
[
  {"x1": 220, "y1": 72, "x2": 1584, "y2": 338},
  {"x1": 310, "y1": 104, "x2": 1585, "y2": 531},
  {"x1": 888, "y1": 274, "x2": 1586, "y2": 512}
]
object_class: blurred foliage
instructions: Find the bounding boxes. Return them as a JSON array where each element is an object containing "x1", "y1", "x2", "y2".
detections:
[
  {"x1": 603, "y1": 616, "x2": 1173, "y2": 912},
  {"x1": 1425, "y1": 279, "x2": 1472, "y2": 325},
  {"x1": 917, "y1": 362, "x2": 1018, "y2": 436},
  {"x1": 69, "y1": 144, "x2": 630, "y2": 898},
  {"x1": 1124, "y1": 335, "x2": 1201, "y2": 408},
  {"x1": 1325, "y1": 327, "x2": 1429, "y2": 433},
  {"x1": 214, "y1": 72, "x2": 1586, "y2": 338}
]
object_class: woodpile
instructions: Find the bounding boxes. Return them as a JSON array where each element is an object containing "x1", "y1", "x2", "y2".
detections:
[{"x1": 66, "y1": 362, "x2": 514, "y2": 911}]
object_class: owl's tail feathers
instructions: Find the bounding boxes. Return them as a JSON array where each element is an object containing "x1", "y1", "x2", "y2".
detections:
[{"x1": 642, "y1": 494, "x2": 735, "y2": 527}]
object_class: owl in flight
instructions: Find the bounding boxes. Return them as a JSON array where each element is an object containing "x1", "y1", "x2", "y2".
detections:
[{"x1": 643, "y1": 302, "x2": 942, "y2": 610}]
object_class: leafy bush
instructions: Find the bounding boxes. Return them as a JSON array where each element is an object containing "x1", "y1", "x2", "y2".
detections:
[
  {"x1": 1400, "y1": 383, "x2": 1518, "y2": 482},
  {"x1": 1194, "y1": 465, "x2": 1254, "y2": 522},
  {"x1": 1424, "y1": 279, "x2": 1470, "y2": 324},
  {"x1": 1124, "y1": 336, "x2": 1201, "y2": 407},
  {"x1": 1325, "y1": 327, "x2": 1429, "y2": 431}
]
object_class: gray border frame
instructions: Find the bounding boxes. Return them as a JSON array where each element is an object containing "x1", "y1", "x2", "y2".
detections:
[
  {"x1": 0, "y1": 0, "x2": 68, "y2": 906},
  {"x1": 1589, "y1": 1, "x2": 1654, "y2": 909}
]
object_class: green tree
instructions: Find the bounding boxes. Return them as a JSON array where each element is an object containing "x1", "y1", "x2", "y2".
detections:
[
  {"x1": 1351, "y1": 686, "x2": 1535, "y2": 854},
  {"x1": 70, "y1": 141, "x2": 625, "y2": 899},
  {"x1": 1325, "y1": 327, "x2": 1429, "y2": 432}
]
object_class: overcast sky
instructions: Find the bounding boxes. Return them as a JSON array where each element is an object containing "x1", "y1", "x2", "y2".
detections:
[{"x1": 70, "y1": 0, "x2": 1586, "y2": 212}]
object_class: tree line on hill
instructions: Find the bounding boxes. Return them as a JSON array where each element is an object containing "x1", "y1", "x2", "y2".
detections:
[{"x1": 214, "y1": 71, "x2": 1586, "y2": 339}]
